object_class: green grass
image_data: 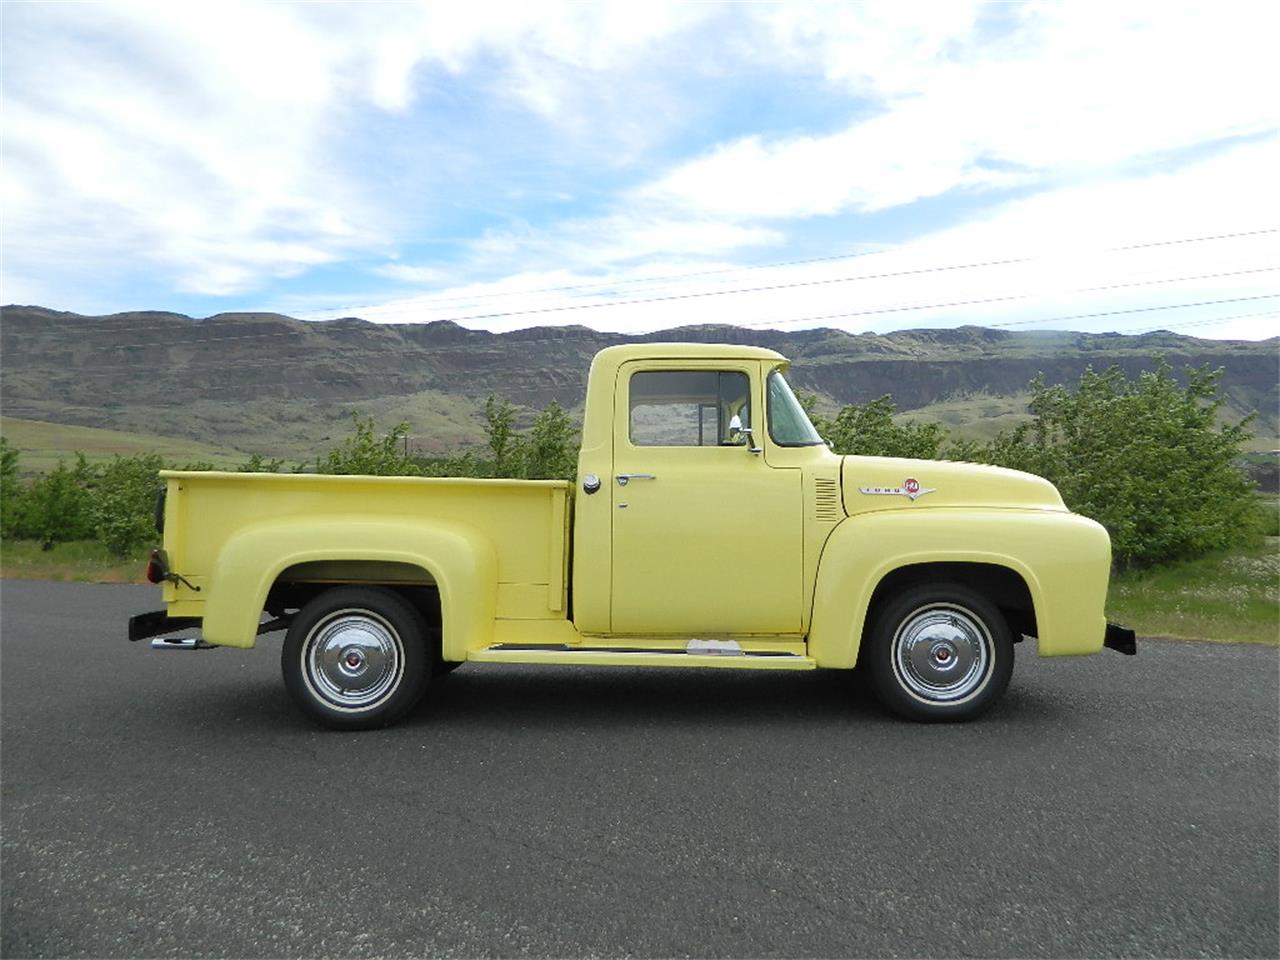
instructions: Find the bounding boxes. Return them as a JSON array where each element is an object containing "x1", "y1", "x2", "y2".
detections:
[
  {"x1": 1107, "y1": 536, "x2": 1279, "y2": 645},
  {"x1": 0, "y1": 417, "x2": 246, "y2": 476},
  {"x1": 0, "y1": 540, "x2": 150, "y2": 583}
]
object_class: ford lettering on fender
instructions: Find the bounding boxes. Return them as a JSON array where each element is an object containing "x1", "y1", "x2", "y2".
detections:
[{"x1": 129, "y1": 343, "x2": 1137, "y2": 729}]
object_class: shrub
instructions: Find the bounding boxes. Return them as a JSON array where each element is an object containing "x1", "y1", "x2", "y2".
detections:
[
  {"x1": 815, "y1": 395, "x2": 947, "y2": 459},
  {"x1": 521, "y1": 400, "x2": 577, "y2": 480},
  {"x1": 956, "y1": 361, "x2": 1258, "y2": 568},
  {"x1": 0, "y1": 437, "x2": 23, "y2": 539},
  {"x1": 315, "y1": 414, "x2": 420, "y2": 476},
  {"x1": 21, "y1": 455, "x2": 97, "y2": 546},
  {"x1": 237, "y1": 453, "x2": 286, "y2": 473},
  {"x1": 93, "y1": 454, "x2": 165, "y2": 557},
  {"x1": 484, "y1": 395, "x2": 519, "y2": 477}
]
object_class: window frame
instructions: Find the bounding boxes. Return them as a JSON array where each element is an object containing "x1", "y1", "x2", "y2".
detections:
[
  {"x1": 624, "y1": 368, "x2": 753, "y2": 449},
  {"x1": 765, "y1": 368, "x2": 826, "y2": 448}
]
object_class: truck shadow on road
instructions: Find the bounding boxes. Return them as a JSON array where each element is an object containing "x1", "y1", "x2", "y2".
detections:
[
  {"x1": 398, "y1": 665, "x2": 1069, "y2": 731},
  {"x1": 138, "y1": 659, "x2": 1069, "y2": 732},
  {"x1": 416, "y1": 666, "x2": 883, "y2": 728}
]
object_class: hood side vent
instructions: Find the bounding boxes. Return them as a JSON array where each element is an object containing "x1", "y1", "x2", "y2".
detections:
[{"x1": 814, "y1": 477, "x2": 841, "y2": 522}]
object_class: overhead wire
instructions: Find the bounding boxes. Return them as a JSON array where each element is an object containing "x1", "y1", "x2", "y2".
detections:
[
  {"x1": 1127, "y1": 309, "x2": 1280, "y2": 335},
  {"x1": 32, "y1": 295, "x2": 1279, "y2": 366},
  {"x1": 6, "y1": 227, "x2": 1274, "y2": 346},
  {"x1": 31, "y1": 265, "x2": 1279, "y2": 347},
  {"x1": 327, "y1": 226, "x2": 1280, "y2": 310}
]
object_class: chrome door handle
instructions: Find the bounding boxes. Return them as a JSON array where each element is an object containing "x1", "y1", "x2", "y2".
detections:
[{"x1": 616, "y1": 474, "x2": 656, "y2": 486}]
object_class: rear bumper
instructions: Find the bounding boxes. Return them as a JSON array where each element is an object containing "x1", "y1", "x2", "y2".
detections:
[
  {"x1": 1103, "y1": 621, "x2": 1138, "y2": 655},
  {"x1": 129, "y1": 609, "x2": 201, "y2": 642}
]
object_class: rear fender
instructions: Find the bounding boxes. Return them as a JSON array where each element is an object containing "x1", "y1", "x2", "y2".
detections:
[{"x1": 201, "y1": 516, "x2": 497, "y2": 659}]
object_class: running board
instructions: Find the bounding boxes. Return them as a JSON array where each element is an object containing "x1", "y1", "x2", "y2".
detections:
[{"x1": 468, "y1": 646, "x2": 815, "y2": 671}]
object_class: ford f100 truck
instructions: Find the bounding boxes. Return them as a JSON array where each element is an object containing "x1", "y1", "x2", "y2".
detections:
[{"x1": 130, "y1": 343, "x2": 1136, "y2": 728}]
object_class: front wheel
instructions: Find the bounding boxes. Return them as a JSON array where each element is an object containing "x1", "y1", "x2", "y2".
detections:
[
  {"x1": 865, "y1": 583, "x2": 1013, "y2": 722},
  {"x1": 282, "y1": 586, "x2": 430, "y2": 730}
]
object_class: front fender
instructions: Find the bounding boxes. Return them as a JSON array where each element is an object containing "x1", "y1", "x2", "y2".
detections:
[
  {"x1": 201, "y1": 515, "x2": 497, "y2": 659},
  {"x1": 807, "y1": 508, "x2": 1111, "y2": 667}
]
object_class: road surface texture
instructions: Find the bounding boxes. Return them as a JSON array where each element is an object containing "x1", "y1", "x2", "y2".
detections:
[{"x1": 2, "y1": 580, "x2": 1277, "y2": 958}]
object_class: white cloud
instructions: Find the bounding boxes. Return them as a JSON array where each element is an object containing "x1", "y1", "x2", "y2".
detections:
[
  {"x1": 640, "y1": 2, "x2": 1280, "y2": 223},
  {"x1": 0, "y1": 1, "x2": 709, "y2": 301},
  {"x1": 306, "y1": 136, "x2": 1280, "y2": 340}
]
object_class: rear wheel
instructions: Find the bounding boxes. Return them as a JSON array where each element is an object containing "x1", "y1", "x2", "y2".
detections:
[
  {"x1": 282, "y1": 586, "x2": 430, "y2": 730},
  {"x1": 865, "y1": 583, "x2": 1013, "y2": 722}
]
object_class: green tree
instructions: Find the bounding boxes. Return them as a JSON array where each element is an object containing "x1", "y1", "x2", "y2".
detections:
[
  {"x1": 521, "y1": 400, "x2": 577, "y2": 480},
  {"x1": 959, "y1": 361, "x2": 1257, "y2": 567},
  {"x1": 93, "y1": 454, "x2": 165, "y2": 557},
  {"x1": 316, "y1": 414, "x2": 420, "y2": 476},
  {"x1": 416, "y1": 451, "x2": 484, "y2": 479},
  {"x1": 484, "y1": 395, "x2": 518, "y2": 477},
  {"x1": 21, "y1": 455, "x2": 97, "y2": 547},
  {"x1": 0, "y1": 437, "x2": 24, "y2": 539},
  {"x1": 817, "y1": 395, "x2": 947, "y2": 459},
  {"x1": 237, "y1": 453, "x2": 286, "y2": 473}
]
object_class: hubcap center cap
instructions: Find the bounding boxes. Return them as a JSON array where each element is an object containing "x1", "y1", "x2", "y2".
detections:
[{"x1": 929, "y1": 640, "x2": 959, "y2": 668}]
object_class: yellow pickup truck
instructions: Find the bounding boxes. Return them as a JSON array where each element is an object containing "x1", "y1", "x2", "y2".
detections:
[{"x1": 130, "y1": 343, "x2": 1135, "y2": 728}]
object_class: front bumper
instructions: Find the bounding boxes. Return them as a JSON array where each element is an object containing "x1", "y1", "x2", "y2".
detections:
[{"x1": 1103, "y1": 621, "x2": 1138, "y2": 655}]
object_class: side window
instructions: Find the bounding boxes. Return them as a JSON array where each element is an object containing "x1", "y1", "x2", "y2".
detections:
[{"x1": 629, "y1": 370, "x2": 751, "y2": 447}]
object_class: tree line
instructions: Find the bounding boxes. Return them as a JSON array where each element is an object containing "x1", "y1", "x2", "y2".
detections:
[
  {"x1": 0, "y1": 399, "x2": 577, "y2": 558},
  {"x1": 0, "y1": 361, "x2": 1265, "y2": 569}
]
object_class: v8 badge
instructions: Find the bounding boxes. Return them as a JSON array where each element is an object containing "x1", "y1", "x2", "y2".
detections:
[{"x1": 858, "y1": 477, "x2": 936, "y2": 501}]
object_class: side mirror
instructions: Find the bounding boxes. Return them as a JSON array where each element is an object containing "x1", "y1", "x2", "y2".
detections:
[{"x1": 727, "y1": 414, "x2": 761, "y2": 454}]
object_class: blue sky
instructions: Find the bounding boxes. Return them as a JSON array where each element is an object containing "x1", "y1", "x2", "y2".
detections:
[{"x1": 3, "y1": 1, "x2": 1278, "y2": 339}]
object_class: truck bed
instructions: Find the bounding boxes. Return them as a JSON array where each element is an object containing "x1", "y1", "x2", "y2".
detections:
[{"x1": 158, "y1": 471, "x2": 572, "y2": 627}]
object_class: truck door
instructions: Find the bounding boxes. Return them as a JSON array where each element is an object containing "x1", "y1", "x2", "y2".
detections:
[{"x1": 610, "y1": 363, "x2": 803, "y2": 635}]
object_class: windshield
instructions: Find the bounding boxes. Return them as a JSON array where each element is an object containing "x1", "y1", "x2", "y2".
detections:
[{"x1": 767, "y1": 369, "x2": 824, "y2": 446}]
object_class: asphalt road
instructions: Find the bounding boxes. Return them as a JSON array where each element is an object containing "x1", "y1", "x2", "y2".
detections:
[{"x1": 1, "y1": 580, "x2": 1277, "y2": 959}]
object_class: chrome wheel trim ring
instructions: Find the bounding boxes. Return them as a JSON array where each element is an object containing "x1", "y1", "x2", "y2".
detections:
[
  {"x1": 301, "y1": 609, "x2": 404, "y2": 712},
  {"x1": 891, "y1": 602, "x2": 993, "y2": 705}
]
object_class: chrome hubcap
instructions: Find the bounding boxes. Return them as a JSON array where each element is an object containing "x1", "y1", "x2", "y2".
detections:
[
  {"x1": 304, "y1": 610, "x2": 403, "y2": 711},
  {"x1": 893, "y1": 604, "x2": 991, "y2": 703}
]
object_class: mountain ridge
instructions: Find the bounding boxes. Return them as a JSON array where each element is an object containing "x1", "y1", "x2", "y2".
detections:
[{"x1": 2, "y1": 304, "x2": 1275, "y2": 459}]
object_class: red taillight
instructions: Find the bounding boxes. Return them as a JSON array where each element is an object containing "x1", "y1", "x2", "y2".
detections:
[{"x1": 145, "y1": 549, "x2": 165, "y2": 584}]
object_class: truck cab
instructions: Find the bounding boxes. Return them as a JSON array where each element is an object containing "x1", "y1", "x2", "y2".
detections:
[{"x1": 573, "y1": 344, "x2": 832, "y2": 638}]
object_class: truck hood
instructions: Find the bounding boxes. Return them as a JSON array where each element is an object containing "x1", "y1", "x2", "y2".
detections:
[{"x1": 840, "y1": 455, "x2": 1066, "y2": 516}]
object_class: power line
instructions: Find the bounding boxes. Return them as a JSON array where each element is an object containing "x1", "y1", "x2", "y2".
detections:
[
  {"x1": 341, "y1": 258, "x2": 1280, "y2": 329},
  {"x1": 329, "y1": 225, "x2": 1280, "y2": 311},
  {"x1": 50, "y1": 263, "x2": 1278, "y2": 346},
  {"x1": 1112, "y1": 227, "x2": 1278, "y2": 251},
  {"x1": 44, "y1": 294, "x2": 1279, "y2": 362},
  {"x1": 731, "y1": 272, "x2": 1276, "y2": 330},
  {"x1": 28, "y1": 273, "x2": 1278, "y2": 350},
  {"x1": 736, "y1": 294, "x2": 1280, "y2": 333},
  {"x1": 368, "y1": 246, "x2": 899, "y2": 308},
  {"x1": 976, "y1": 295, "x2": 1280, "y2": 330},
  {"x1": 15, "y1": 226, "x2": 1275, "y2": 337},
  {"x1": 1128, "y1": 309, "x2": 1280, "y2": 335}
]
